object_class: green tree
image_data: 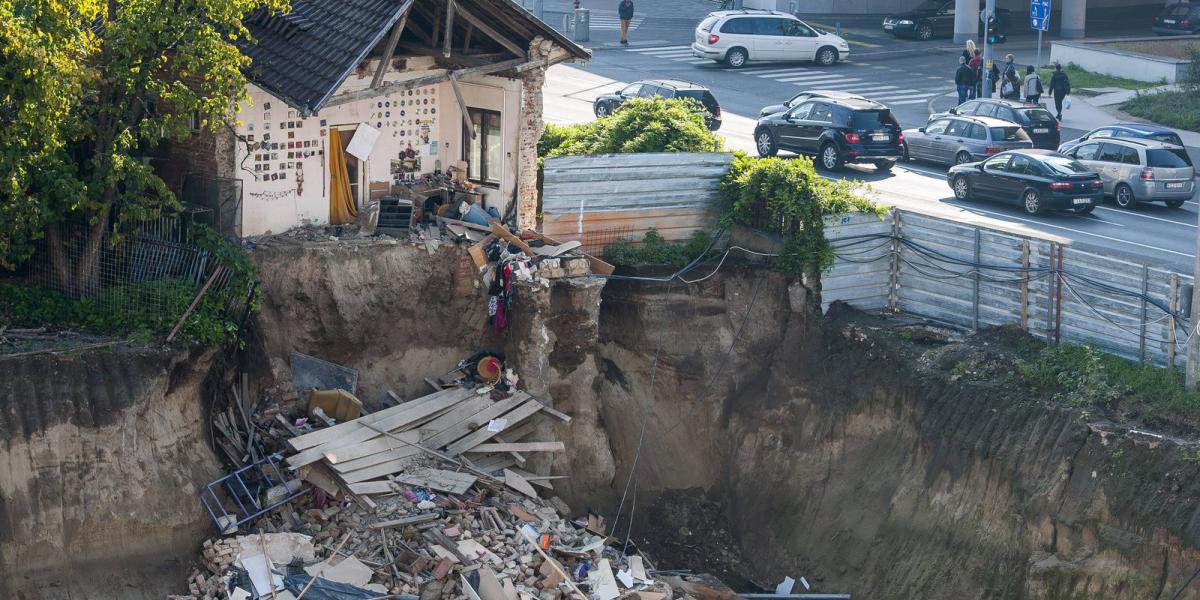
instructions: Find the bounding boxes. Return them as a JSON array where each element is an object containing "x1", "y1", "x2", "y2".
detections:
[
  {"x1": 539, "y1": 97, "x2": 722, "y2": 159},
  {"x1": 0, "y1": 0, "x2": 285, "y2": 284}
]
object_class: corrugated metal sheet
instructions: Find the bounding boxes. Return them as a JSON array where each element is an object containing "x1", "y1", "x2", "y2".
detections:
[{"x1": 541, "y1": 153, "x2": 732, "y2": 245}]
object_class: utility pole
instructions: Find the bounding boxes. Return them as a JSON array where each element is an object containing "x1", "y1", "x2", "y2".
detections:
[
  {"x1": 1186, "y1": 206, "x2": 1200, "y2": 387},
  {"x1": 982, "y1": 0, "x2": 996, "y2": 97}
]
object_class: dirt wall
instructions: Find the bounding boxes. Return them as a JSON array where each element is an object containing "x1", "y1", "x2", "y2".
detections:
[{"x1": 0, "y1": 345, "x2": 221, "y2": 599}]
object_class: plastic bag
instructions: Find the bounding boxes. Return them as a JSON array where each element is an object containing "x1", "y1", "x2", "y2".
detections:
[{"x1": 1064, "y1": 96, "x2": 1072, "y2": 110}]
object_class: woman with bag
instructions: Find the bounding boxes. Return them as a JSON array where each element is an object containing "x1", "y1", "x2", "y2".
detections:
[{"x1": 1001, "y1": 54, "x2": 1020, "y2": 99}]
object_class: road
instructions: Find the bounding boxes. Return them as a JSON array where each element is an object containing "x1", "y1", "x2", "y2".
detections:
[{"x1": 540, "y1": 15, "x2": 1200, "y2": 273}]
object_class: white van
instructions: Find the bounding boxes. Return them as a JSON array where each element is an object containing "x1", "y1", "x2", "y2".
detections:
[{"x1": 691, "y1": 10, "x2": 850, "y2": 68}]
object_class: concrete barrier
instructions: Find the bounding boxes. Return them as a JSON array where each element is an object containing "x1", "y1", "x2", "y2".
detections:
[{"x1": 1050, "y1": 36, "x2": 1198, "y2": 83}]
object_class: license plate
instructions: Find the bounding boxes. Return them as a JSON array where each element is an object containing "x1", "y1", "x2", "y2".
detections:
[
  {"x1": 1164, "y1": 19, "x2": 1177, "y2": 24},
  {"x1": 884, "y1": 24, "x2": 894, "y2": 29},
  {"x1": 1034, "y1": 128, "x2": 1049, "y2": 134},
  {"x1": 1167, "y1": 182, "x2": 1185, "y2": 189},
  {"x1": 872, "y1": 134, "x2": 890, "y2": 141},
  {"x1": 1073, "y1": 198, "x2": 1089, "y2": 205}
]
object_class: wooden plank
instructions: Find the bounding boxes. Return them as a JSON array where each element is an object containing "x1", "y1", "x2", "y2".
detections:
[
  {"x1": 445, "y1": 400, "x2": 542, "y2": 456},
  {"x1": 287, "y1": 389, "x2": 472, "y2": 469},
  {"x1": 452, "y1": 0, "x2": 526, "y2": 58},
  {"x1": 542, "y1": 213, "x2": 714, "y2": 233},
  {"x1": 394, "y1": 469, "x2": 477, "y2": 494},
  {"x1": 503, "y1": 468, "x2": 538, "y2": 498},
  {"x1": 324, "y1": 58, "x2": 526, "y2": 109},
  {"x1": 329, "y1": 444, "x2": 423, "y2": 473},
  {"x1": 340, "y1": 457, "x2": 415, "y2": 483},
  {"x1": 422, "y1": 393, "x2": 528, "y2": 450},
  {"x1": 532, "y1": 401, "x2": 572, "y2": 423},
  {"x1": 468, "y1": 234, "x2": 497, "y2": 272},
  {"x1": 371, "y1": 513, "x2": 442, "y2": 529},
  {"x1": 490, "y1": 222, "x2": 534, "y2": 256},
  {"x1": 417, "y1": 396, "x2": 494, "y2": 442},
  {"x1": 469, "y1": 454, "x2": 518, "y2": 474},
  {"x1": 288, "y1": 387, "x2": 461, "y2": 451},
  {"x1": 348, "y1": 481, "x2": 395, "y2": 496},
  {"x1": 542, "y1": 206, "x2": 713, "y2": 223},
  {"x1": 372, "y1": 3, "x2": 413, "y2": 88},
  {"x1": 323, "y1": 430, "x2": 421, "y2": 464},
  {"x1": 442, "y1": 0, "x2": 455, "y2": 58},
  {"x1": 465, "y1": 442, "x2": 565, "y2": 453}
]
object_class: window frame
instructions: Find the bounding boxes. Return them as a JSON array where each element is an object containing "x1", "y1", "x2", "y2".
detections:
[{"x1": 463, "y1": 107, "x2": 503, "y2": 187}]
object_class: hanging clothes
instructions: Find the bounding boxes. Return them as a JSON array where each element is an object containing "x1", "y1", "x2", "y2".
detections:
[{"x1": 328, "y1": 129, "x2": 357, "y2": 224}]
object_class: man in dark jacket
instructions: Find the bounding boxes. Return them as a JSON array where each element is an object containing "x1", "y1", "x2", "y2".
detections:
[
  {"x1": 1049, "y1": 63, "x2": 1071, "y2": 120},
  {"x1": 618, "y1": 0, "x2": 634, "y2": 46},
  {"x1": 1002, "y1": 54, "x2": 1020, "y2": 99},
  {"x1": 955, "y1": 56, "x2": 975, "y2": 105}
]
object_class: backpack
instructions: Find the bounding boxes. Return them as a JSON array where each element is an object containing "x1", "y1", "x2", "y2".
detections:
[{"x1": 1035, "y1": 76, "x2": 1043, "y2": 94}]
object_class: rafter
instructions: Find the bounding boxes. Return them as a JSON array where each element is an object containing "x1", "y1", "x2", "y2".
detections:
[
  {"x1": 372, "y1": 1, "x2": 414, "y2": 88},
  {"x1": 452, "y1": 0, "x2": 526, "y2": 58}
]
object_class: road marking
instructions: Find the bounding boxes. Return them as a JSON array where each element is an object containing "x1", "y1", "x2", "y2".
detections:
[
  {"x1": 627, "y1": 45, "x2": 689, "y2": 53},
  {"x1": 868, "y1": 91, "x2": 934, "y2": 101},
  {"x1": 792, "y1": 80, "x2": 874, "y2": 90},
  {"x1": 1094, "y1": 206, "x2": 1197, "y2": 228},
  {"x1": 588, "y1": 16, "x2": 645, "y2": 31},
  {"x1": 745, "y1": 66, "x2": 826, "y2": 75},
  {"x1": 890, "y1": 98, "x2": 936, "y2": 105},
  {"x1": 640, "y1": 50, "x2": 695, "y2": 58},
  {"x1": 771, "y1": 73, "x2": 848, "y2": 82}
]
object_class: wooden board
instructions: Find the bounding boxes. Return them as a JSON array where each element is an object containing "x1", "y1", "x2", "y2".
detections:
[
  {"x1": 394, "y1": 469, "x2": 478, "y2": 494},
  {"x1": 423, "y1": 393, "x2": 529, "y2": 450},
  {"x1": 288, "y1": 387, "x2": 465, "y2": 451},
  {"x1": 444, "y1": 400, "x2": 543, "y2": 456},
  {"x1": 468, "y1": 454, "x2": 518, "y2": 474},
  {"x1": 490, "y1": 222, "x2": 534, "y2": 257},
  {"x1": 347, "y1": 481, "x2": 395, "y2": 496},
  {"x1": 417, "y1": 396, "x2": 493, "y2": 442},
  {"x1": 592, "y1": 559, "x2": 620, "y2": 600},
  {"x1": 323, "y1": 430, "x2": 421, "y2": 464},
  {"x1": 503, "y1": 468, "x2": 538, "y2": 498},
  {"x1": 468, "y1": 234, "x2": 497, "y2": 272},
  {"x1": 330, "y1": 444, "x2": 423, "y2": 474},
  {"x1": 465, "y1": 442, "x2": 565, "y2": 453}
]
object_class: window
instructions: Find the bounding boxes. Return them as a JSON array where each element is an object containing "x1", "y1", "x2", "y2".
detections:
[
  {"x1": 1097, "y1": 143, "x2": 1124, "y2": 163},
  {"x1": 189, "y1": 110, "x2": 202, "y2": 133},
  {"x1": 957, "y1": 101, "x2": 980, "y2": 115},
  {"x1": 848, "y1": 110, "x2": 891, "y2": 129},
  {"x1": 1118, "y1": 145, "x2": 1141, "y2": 165},
  {"x1": 1021, "y1": 109, "x2": 1056, "y2": 125},
  {"x1": 720, "y1": 18, "x2": 754, "y2": 34},
  {"x1": 788, "y1": 102, "x2": 814, "y2": 120},
  {"x1": 967, "y1": 123, "x2": 988, "y2": 140},
  {"x1": 637, "y1": 85, "x2": 660, "y2": 98},
  {"x1": 925, "y1": 119, "x2": 951, "y2": 135},
  {"x1": 976, "y1": 104, "x2": 1000, "y2": 118},
  {"x1": 1043, "y1": 156, "x2": 1090, "y2": 175},
  {"x1": 1150, "y1": 133, "x2": 1185, "y2": 146},
  {"x1": 998, "y1": 107, "x2": 1020, "y2": 122},
  {"x1": 620, "y1": 83, "x2": 643, "y2": 97},
  {"x1": 1009, "y1": 155, "x2": 1042, "y2": 176},
  {"x1": 984, "y1": 155, "x2": 1011, "y2": 171},
  {"x1": 700, "y1": 15, "x2": 719, "y2": 31},
  {"x1": 944, "y1": 120, "x2": 967, "y2": 136},
  {"x1": 786, "y1": 20, "x2": 817, "y2": 36},
  {"x1": 809, "y1": 104, "x2": 834, "y2": 123},
  {"x1": 1148, "y1": 148, "x2": 1193, "y2": 168},
  {"x1": 1073, "y1": 142, "x2": 1101, "y2": 161},
  {"x1": 464, "y1": 108, "x2": 502, "y2": 186},
  {"x1": 1091, "y1": 128, "x2": 1114, "y2": 139},
  {"x1": 754, "y1": 18, "x2": 788, "y2": 36},
  {"x1": 990, "y1": 126, "x2": 1026, "y2": 142}
]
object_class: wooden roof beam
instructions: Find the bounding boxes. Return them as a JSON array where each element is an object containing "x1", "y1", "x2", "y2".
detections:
[
  {"x1": 372, "y1": 1, "x2": 414, "y2": 88},
  {"x1": 452, "y1": 0, "x2": 526, "y2": 58}
]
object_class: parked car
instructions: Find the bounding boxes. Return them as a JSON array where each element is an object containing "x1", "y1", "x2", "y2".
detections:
[
  {"x1": 1062, "y1": 138, "x2": 1195, "y2": 208},
  {"x1": 1153, "y1": 3, "x2": 1200, "y2": 35},
  {"x1": 903, "y1": 115, "x2": 1033, "y2": 166},
  {"x1": 758, "y1": 90, "x2": 866, "y2": 118},
  {"x1": 692, "y1": 10, "x2": 851, "y2": 68},
  {"x1": 593, "y1": 80, "x2": 722, "y2": 130},
  {"x1": 1058, "y1": 123, "x2": 1185, "y2": 154},
  {"x1": 754, "y1": 97, "x2": 904, "y2": 171},
  {"x1": 883, "y1": 0, "x2": 1011, "y2": 41},
  {"x1": 944, "y1": 99, "x2": 1060, "y2": 149},
  {"x1": 947, "y1": 149, "x2": 1104, "y2": 215}
]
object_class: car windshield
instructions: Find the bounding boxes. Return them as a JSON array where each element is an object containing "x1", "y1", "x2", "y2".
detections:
[
  {"x1": 1165, "y1": 4, "x2": 1191, "y2": 16},
  {"x1": 1149, "y1": 132, "x2": 1185, "y2": 146},
  {"x1": 1147, "y1": 148, "x2": 1193, "y2": 168},
  {"x1": 990, "y1": 126, "x2": 1027, "y2": 141},
  {"x1": 1020, "y1": 108, "x2": 1056, "y2": 125},
  {"x1": 849, "y1": 110, "x2": 895, "y2": 129},
  {"x1": 1042, "y1": 156, "x2": 1090, "y2": 175}
]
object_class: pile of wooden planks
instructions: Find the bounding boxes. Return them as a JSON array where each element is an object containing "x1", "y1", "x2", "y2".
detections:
[{"x1": 288, "y1": 386, "x2": 570, "y2": 503}]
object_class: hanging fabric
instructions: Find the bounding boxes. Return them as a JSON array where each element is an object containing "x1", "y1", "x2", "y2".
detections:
[{"x1": 328, "y1": 128, "x2": 357, "y2": 224}]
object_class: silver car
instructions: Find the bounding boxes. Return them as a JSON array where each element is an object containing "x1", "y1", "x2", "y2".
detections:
[
  {"x1": 1063, "y1": 138, "x2": 1195, "y2": 208},
  {"x1": 902, "y1": 115, "x2": 1033, "y2": 167}
]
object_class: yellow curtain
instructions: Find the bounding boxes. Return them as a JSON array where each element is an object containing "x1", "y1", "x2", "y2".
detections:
[{"x1": 328, "y1": 128, "x2": 357, "y2": 224}]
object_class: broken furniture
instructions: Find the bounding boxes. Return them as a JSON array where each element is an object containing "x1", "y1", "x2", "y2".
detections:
[{"x1": 200, "y1": 453, "x2": 310, "y2": 533}]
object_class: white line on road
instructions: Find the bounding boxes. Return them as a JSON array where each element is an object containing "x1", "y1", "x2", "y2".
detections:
[
  {"x1": 627, "y1": 46, "x2": 689, "y2": 53},
  {"x1": 771, "y1": 73, "x2": 850, "y2": 83},
  {"x1": 870, "y1": 92, "x2": 936, "y2": 101},
  {"x1": 1094, "y1": 206, "x2": 1197, "y2": 228}
]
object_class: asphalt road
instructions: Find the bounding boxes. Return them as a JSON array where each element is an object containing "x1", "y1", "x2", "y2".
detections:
[{"x1": 541, "y1": 21, "x2": 1200, "y2": 273}]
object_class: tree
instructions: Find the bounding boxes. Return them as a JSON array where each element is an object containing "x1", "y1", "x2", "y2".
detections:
[
  {"x1": 0, "y1": 0, "x2": 285, "y2": 286},
  {"x1": 539, "y1": 97, "x2": 723, "y2": 159}
]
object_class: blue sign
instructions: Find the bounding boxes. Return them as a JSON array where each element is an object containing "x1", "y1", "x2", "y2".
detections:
[{"x1": 1030, "y1": 0, "x2": 1051, "y2": 31}]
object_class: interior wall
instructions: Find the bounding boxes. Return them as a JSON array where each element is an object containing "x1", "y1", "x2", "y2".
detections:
[{"x1": 436, "y1": 76, "x2": 521, "y2": 216}]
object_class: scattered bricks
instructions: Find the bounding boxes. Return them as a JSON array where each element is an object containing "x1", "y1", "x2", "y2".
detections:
[{"x1": 563, "y1": 258, "x2": 589, "y2": 277}]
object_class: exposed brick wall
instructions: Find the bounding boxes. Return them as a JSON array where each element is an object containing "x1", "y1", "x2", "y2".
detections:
[
  {"x1": 517, "y1": 37, "x2": 552, "y2": 232},
  {"x1": 156, "y1": 121, "x2": 239, "y2": 197}
]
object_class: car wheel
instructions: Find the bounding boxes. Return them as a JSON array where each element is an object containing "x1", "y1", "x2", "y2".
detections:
[
  {"x1": 874, "y1": 159, "x2": 895, "y2": 172},
  {"x1": 1072, "y1": 204, "x2": 1095, "y2": 215},
  {"x1": 952, "y1": 175, "x2": 970, "y2": 200},
  {"x1": 901, "y1": 142, "x2": 911, "y2": 162},
  {"x1": 725, "y1": 47, "x2": 748, "y2": 69},
  {"x1": 1114, "y1": 183, "x2": 1137, "y2": 209},
  {"x1": 819, "y1": 143, "x2": 843, "y2": 171},
  {"x1": 1023, "y1": 189, "x2": 1043, "y2": 215},
  {"x1": 816, "y1": 46, "x2": 838, "y2": 67},
  {"x1": 955, "y1": 151, "x2": 972, "y2": 165},
  {"x1": 594, "y1": 102, "x2": 611, "y2": 118},
  {"x1": 755, "y1": 129, "x2": 778, "y2": 157},
  {"x1": 1167, "y1": 198, "x2": 1186, "y2": 209},
  {"x1": 916, "y1": 22, "x2": 934, "y2": 40}
]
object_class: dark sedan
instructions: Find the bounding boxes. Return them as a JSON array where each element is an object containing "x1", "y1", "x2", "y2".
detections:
[
  {"x1": 947, "y1": 149, "x2": 1104, "y2": 215},
  {"x1": 883, "y1": 0, "x2": 1010, "y2": 40}
]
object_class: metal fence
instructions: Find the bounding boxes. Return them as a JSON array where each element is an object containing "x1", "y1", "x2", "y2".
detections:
[
  {"x1": 823, "y1": 209, "x2": 1193, "y2": 368},
  {"x1": 182, "y1": 173, "x2": 243, "y2": 240}
]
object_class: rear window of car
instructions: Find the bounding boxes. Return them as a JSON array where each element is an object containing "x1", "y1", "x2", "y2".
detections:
[
  {"x1": 849, "y1": 110, "x2": 896, "y2": 129},
  {"x1": 1043, "y1": 156, "x2": 1091, "y2": 175},
  {"x1": 720, "y1": 18, "x2": 754, "y2": 34},
  {"x1": 1150, "y1": 132, "x2": 1185, "y2": 146},
  {"x1": 700, "y1": 16, "x2": 719, "y2": 31},
  {"x1": 676, "y1": 90, "x2": 719, "y2": 113},
  {"x1": 1019, "y1": 108, "x2": 1056, "y2": 125},
  {"x1": 1165, "y1": 4, "x2": 1191, "y2": 16},
  {"x1": 990, "y1": 126, "x2": 1028, "y2": 141},
  {"x1": 1148, "y1": 148, "x2": 1194, "y2": 168}
]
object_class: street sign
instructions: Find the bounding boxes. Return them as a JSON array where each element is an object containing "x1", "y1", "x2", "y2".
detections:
[{"x1": 1030, "y1": 0, "x2": 1051, "y2": 31}]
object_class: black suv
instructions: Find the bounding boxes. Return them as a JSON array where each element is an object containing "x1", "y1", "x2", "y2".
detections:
[
  {"x1": 883, "y1": 0, "x2": 1011, "y2": 40},
  {"x1": 754, "y1": 97, "x2": 904, "y2": 171},
  {"x1": 593, "y1": 80, "x2": 722, "y2": 130},
  {"x1": 945, "y1": 98, "x2": 1060, "y2": 149}
]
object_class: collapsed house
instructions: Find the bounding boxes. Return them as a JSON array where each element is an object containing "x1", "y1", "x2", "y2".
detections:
[{"x1": 160, "y1": 0, "x2": 589, "y2": 237}]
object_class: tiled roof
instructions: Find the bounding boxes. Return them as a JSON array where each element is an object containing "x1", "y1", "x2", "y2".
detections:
[{"x1": 240, "y1": 0, "x2": 408, "y2": 115}]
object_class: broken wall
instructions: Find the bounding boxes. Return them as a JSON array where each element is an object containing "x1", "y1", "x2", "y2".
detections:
[{"x1": 0, "y1": 345, "x2": 221, "y2": 599}]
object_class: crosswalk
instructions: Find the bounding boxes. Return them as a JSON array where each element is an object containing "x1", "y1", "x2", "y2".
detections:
[
  {"x1": 625, "y1": 45, "x2": 952, "y2": 106},
  {"x1": 589, "y1": 15, "x2": 645, "y2": 31}
]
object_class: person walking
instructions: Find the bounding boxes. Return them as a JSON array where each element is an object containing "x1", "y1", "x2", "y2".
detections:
[
  {"x1": 955, "y1": 56, "x2": 975, "y2": 105},
  {"x1": 618, "y1": 0, "x2": 634, "y2": 46},
  {"x1": 1001, "y1": 54, "x2": 1020, "y2": 99},
  {"x1": 1023, "y1": 64, "x2": 1043, "y2": 104},
  {"x1": 1049, "y1": 63, "x2": 1071, "y2": 120},
  {"x1": 969, "y1": 49, "x2": 983, "y2": 99},
  {"x1": 988, "y1": 61, "x2": 1000, "y2": 98}
]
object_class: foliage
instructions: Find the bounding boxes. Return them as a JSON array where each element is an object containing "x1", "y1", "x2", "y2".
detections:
[
  {"x1": 1121, "y1": 91, "x2": 1200, "y2": 133},
  {"x1": 1185, "y1": 45, "x2": 1200, "y2": 94},
  {"x1": 1017, "y1": 342, "x2": 1200, "y2": 418},
  {"x1": 539, "y1": 98, "x2": 722, "y2": 159},
  {"x1": 0, "y1": 0, "x2": 288, "y2": 273},
  {"x1": 604, "y1": 229, "x2": 715, "y2": 268},
  {"x1": 1038, "y1": 63, "x2": 1160, "y2": 92},
  {"x1": 718, "y1": 153, "x2": 884, "y2": 280}
]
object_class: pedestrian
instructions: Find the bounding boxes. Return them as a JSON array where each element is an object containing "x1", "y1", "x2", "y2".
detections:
[
  {"x1": 988, "y1": 61, "x2": 1000, "y2": 98},
  {"x1": 618, "y1": 0, "x2": 634, "y2": 46},
  {"x1": 1001, "y1": 54, "x2": 1020, "y2": 99},
  {"x1": 969, "y1": 49, "x2": 983, "y2": 99},
  {"x1": 1023, "y1": 64, "x2": 1043, "y2": 104},
  {"x1": 955, "y1": 56, "x2": 975, "y2": 105},
  {"x1": 1049, "y1": 63, "x2": 1071, "y2": 120}
]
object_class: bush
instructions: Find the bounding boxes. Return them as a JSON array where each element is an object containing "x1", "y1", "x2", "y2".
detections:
[
  {"x1": 719, "y1": 153, "x2": 883, "y2": 281},
  {"x1": 604, "y1": 229, "x2": 715, "y2": 268},
  {"x1": 539, "y1": 97, "x2": 722, "y2": 159}
]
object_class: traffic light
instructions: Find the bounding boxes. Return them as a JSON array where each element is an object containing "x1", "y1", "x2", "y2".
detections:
[{"x1": 986, "y1": 16, "x2": 1007, "y2": 44}]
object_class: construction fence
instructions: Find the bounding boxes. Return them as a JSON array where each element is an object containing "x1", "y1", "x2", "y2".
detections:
[{"x1": 820, "y1": 209, "x2": 1193, "y2": 368}]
